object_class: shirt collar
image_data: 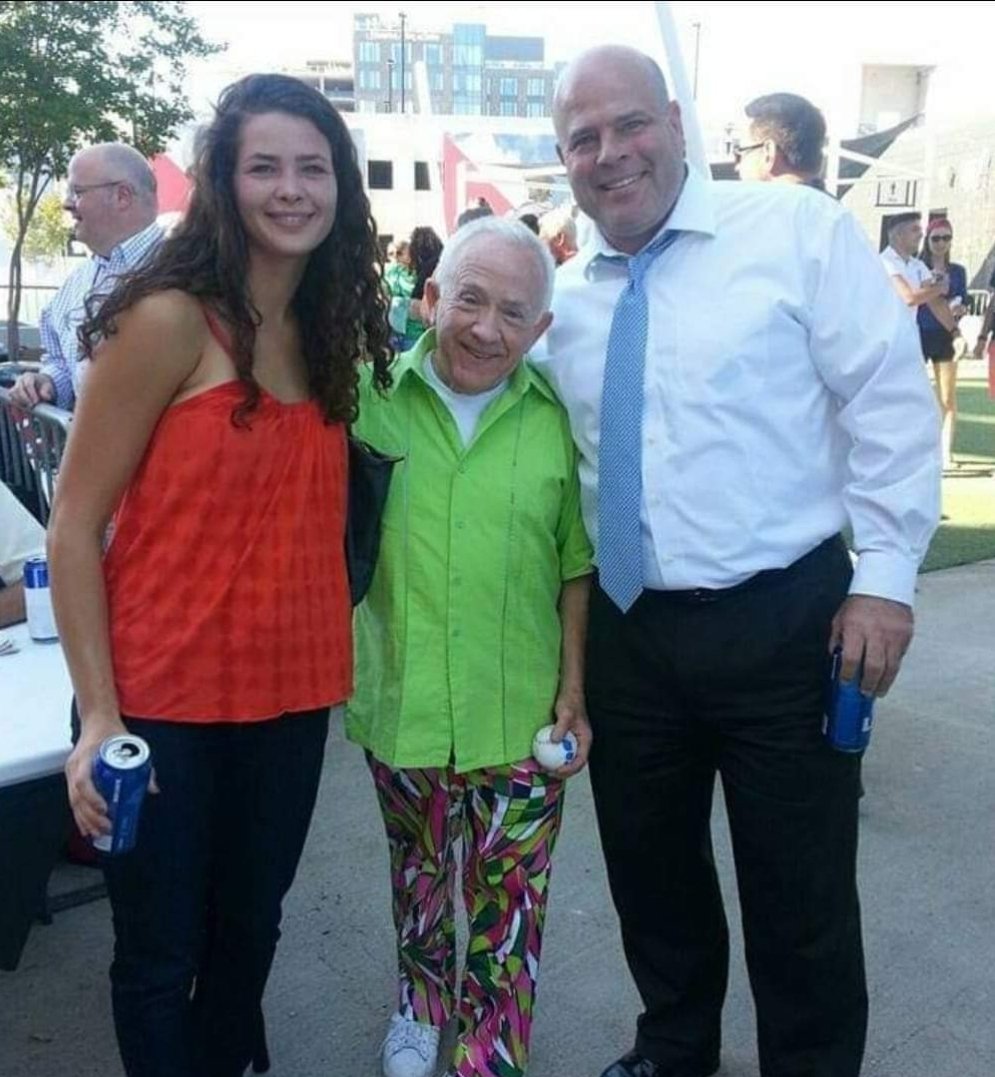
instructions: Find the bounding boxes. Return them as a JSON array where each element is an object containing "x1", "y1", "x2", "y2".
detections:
[
  {"x1": 389, "y1": 328, "x2": 558, "y2": 405},
  {"x1": 96, "y1": 220, "x2": 163, "y2": 268},
  {"x1": 579, "y1": 165, "x2": 716, "y2": 273}
]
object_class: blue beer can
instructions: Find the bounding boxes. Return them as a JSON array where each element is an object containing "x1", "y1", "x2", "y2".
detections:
[
  {"x1": 823, "y1": 648, "x2": 875, "y2": 753},
  {"x1": 23, "y1": 556, "x2": 59, "y2": 642},
  {"x1": 91, "y1": 735, "x2": 152, "y2": 855}
]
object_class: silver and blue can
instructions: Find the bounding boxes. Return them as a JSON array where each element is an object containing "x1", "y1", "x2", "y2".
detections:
[
  {"x1": 23, "y1": 556, "x2": 59, "y2": 642},
  {"x1": 91, "y1": 735, "x2": 152, "y2": 855},
  {"x1": 824, "y1": 648, "x2": 875, "y2": 753}
]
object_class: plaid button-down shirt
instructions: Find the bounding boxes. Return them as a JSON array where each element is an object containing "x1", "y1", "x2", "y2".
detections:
[{"x1": 39, "y1": 220, "x2": 163, "y2": 409}]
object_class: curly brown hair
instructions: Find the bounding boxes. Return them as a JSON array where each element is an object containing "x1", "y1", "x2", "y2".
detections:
[{"x1": 81, "y1": 73, "x2": 392, "y2": 424}]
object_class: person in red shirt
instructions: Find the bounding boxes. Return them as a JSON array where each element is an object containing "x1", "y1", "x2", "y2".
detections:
[{"x1": 48, "y1": 74, "x2": 391, "y2": 1077}]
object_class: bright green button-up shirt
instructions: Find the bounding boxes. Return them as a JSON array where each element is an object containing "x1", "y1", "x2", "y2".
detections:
[{"x1": 346, "y1": 329, "x2": 593, "y2": 773}]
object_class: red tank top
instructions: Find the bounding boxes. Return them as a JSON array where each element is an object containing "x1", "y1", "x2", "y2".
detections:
[{"x1": 104, "y1": 311, "x2": 352, "y2": 721}]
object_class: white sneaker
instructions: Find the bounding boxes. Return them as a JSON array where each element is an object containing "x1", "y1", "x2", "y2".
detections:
[{"x1": 381, "y1": 1013, "x2": 441, "y2": 1077}]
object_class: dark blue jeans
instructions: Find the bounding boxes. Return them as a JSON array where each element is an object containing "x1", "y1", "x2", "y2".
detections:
[{"x1": 88, "y1": 709, "x2": 330, "y2": 1077}]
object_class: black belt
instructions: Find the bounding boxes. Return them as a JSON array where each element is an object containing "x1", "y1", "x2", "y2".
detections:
[{"x1": 630, "y1": 535, "x2": 845, "y2": 606}]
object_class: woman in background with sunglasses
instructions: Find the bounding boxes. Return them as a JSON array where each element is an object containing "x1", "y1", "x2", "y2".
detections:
[{"x1": 918, "y1": 218, "x2": 968, "y2": 470}]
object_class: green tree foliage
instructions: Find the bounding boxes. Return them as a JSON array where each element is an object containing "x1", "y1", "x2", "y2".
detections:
[
  {"x1": 0, "y1": 2, "x2": 222, "y2": 355},
  {"x1": 1, "y1": 191, "x2": 71, "y2": 262}
]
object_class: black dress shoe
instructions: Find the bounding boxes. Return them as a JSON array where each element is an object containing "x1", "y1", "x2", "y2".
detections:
[
  {"x1": 599, "y1": 1050, "x2": 720, "y2": 1077},
  {"x1": 599, "y1": 1051, "x2": 665, "y2": 1077}
]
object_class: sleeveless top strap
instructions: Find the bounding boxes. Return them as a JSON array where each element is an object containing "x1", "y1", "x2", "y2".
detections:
[{"x1": 201, "y1": 305, "x2": 235, "y2": 359}]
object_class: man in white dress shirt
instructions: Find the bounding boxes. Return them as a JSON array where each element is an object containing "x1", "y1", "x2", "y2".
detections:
[
  {"x1": 537, "y1": 46, "x2": 941, "y2": 1077},
  {"x1": 9, "y1": 142, "x2": 162, "y2": 411},
  {"x1": 880, "y1": 211, "x2": 955, "y2": 333}
]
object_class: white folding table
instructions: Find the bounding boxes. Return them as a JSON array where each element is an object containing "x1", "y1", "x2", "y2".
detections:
[
  {"x1": 0, "y1": 623, "x2": 75, "y2": 969},
  {"x1": 0, "y1": 622, "x2": 73, "y2": 788}
]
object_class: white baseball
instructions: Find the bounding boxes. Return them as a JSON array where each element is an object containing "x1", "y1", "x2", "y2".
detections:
[{"x1": 532, "y1": 724, "x2": 579, "y2": 771}]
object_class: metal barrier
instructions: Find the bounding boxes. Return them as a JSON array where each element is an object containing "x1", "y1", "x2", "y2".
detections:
[
  {"x1": 0, "y1": 387, "x2": 72, "y2": 525},
  {"x1": 0, "y1": 285, "x2": 59, "y2": 328},
  {"x1": 967, "y1": 289, "x2": 991, "y2": 318}
]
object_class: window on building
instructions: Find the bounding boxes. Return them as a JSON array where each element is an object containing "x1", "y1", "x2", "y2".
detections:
[
  {"x1": 368, "y1": 160, "x2": 394, "y2": 190},
  {"x1": 430, "y1": 69, "x2": 444, "y2": 91},
  {"x1": 526, "y1": 101, "x2": 546, "y2": 118},
  {"x1": 500, "y1": 77, "x2": 518, "y2": 98},
  {"x1": 425, "y1": 43, "x2": 443, "y2": 66},
  {"x1": 527, "y1": 78, "x2": 546, "y2": 97},
  {"x1": 453, "y1": 44, "x2": 483, "y2": 67},
  {"x1": 359, "y1": 69, "x2": 382, "y2": 91},
  {"x1": 414, "y1": 161, "x2": 431, "y2": 191},
  {"x1": 500, "y1": 101, "x2": 518, "y2": 117},
  {"x1": 390, "y1": 42, "x2": 413, "y2": 65},
  {"x1": 358, "y1": 42, "x2": 380, "y2": 64}
]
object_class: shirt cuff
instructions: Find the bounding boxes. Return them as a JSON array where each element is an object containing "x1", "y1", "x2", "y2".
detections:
[
  {"x1": 849, "y1": 550, "x2": 920, "y2": 608},
  {"x1": 39, "y1": 360, "x2": 75, "y2": 410}
]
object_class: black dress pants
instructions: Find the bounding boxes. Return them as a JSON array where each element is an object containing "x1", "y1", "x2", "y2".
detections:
[{"x1": 587, "y1": 538, "x2": 867, "y2": 1077}]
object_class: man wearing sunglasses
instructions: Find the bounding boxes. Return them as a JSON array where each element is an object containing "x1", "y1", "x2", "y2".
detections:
[
  {"x1": 10, "y1": 143, "x2": 162, "y2": 412},
  {"x1": 734, "y1": 92, "x2": 827, "y2": 192}
]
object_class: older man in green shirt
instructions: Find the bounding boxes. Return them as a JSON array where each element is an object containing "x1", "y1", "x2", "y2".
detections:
[{"x1": 349, "y1": 217, "x2": 593, "y2": 1077}]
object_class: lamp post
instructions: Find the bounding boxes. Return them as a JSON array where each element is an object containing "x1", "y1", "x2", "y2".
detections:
[
  {"x1": 399, "y1": 11, "x2": 407, "y2": 115},
  {"x1": 387, "y1": 57, "x2": 395, "y2": 112},
  {"x1": 692, "y1": 21, "x2": 701, "y2": 100}
]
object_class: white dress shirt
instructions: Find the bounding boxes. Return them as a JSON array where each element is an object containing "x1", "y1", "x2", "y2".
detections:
[
  {"x1": 532, "y1": 171, "x2": 940, "y2": 607},
  {"x1": 39, "y1": 221, "x2": 163, "y2": 409},
  {"x1": 880, "y1": 245, "x2": 932, "y2": 322}
]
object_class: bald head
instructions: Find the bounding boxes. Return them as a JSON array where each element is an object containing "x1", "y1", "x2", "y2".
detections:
[
  {"x1": 554, "y1": 46, "x2": 670, "y2": 140},
  {"x1": 65, "y1": 142, "x2": 158, "y2": 256},
  {"x1": 73, "y1": 143, "x2": 158, "y2": 202},
  {"x1": 553, "y1": 46, "x2": 686, "y2": 255}
]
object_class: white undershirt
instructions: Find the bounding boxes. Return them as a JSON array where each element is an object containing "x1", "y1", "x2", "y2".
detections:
[{"x1": 422, "y1": 352, "x2": 508, "y2": 446}]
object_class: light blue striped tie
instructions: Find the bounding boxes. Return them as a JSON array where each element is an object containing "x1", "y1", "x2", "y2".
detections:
[{"x1": 597, "y1": 230, "x2": 680, "y2": 612}]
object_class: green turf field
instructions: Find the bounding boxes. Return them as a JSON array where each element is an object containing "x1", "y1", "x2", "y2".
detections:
[{"x1": 921, "y1": 378, "x2": 995, "y2": 572}]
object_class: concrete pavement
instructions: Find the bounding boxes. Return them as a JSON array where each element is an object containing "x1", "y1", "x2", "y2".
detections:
[{"x1": 1, "y1": 560, "x2": 993, "y2": 1077}]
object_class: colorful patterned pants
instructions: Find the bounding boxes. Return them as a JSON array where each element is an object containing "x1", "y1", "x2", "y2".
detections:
[{"x1": 368, "y1": 755, "x2": 565, "y2": 1077}]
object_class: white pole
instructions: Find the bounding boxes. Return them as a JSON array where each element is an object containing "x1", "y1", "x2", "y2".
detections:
[
  {"x1": 919, "y1": 120, "x2": 935, "y2": 233},
  {"x1": 653, "y1": 2, "x2": 710, "y2": 179},
  {"x1": 824, "y1": 127, "x2": 841, "y2": 200},
  {"x1": 412, "y1": 60, "x2": 432, "y2": 118}
]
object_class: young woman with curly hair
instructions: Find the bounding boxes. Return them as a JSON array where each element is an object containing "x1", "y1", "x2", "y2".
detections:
[{"x1": 48, "y1": 73, "x2": 391, "y2": 1077}]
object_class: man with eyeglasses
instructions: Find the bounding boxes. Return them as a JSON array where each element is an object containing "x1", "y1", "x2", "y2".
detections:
[
  {"x1": 734, "y1": 92, "x2": 828, "y2": 191},
  {"x1": 9, "y1": 143, "x2": 162, "y2": 411}
]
